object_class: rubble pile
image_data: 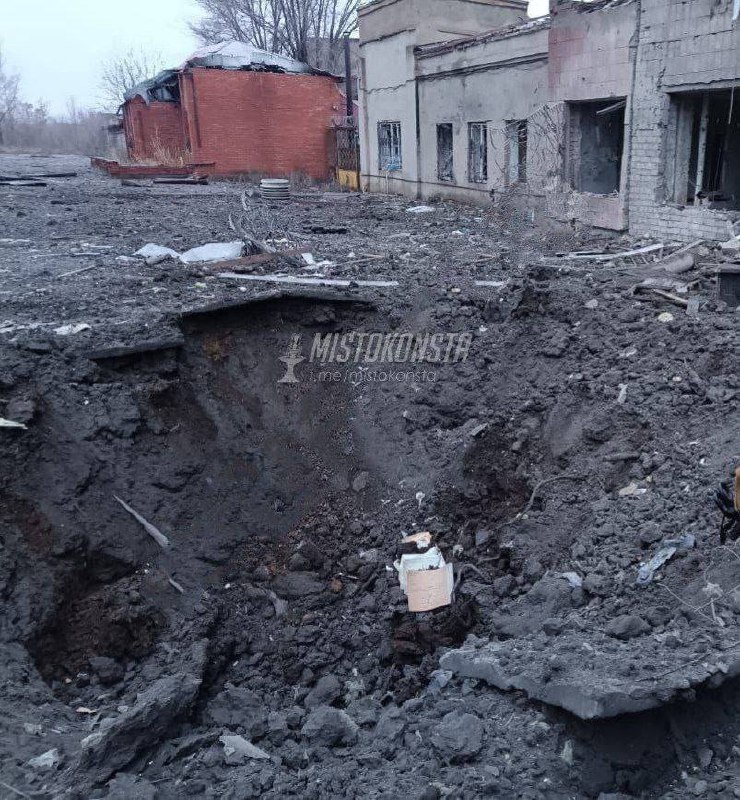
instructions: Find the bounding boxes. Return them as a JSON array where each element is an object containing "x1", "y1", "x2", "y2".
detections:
[{"x1": 0, "y1": 156, "x2": 739, "y2": 799}]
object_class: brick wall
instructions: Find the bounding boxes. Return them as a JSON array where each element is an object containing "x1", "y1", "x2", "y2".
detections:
[
  {"x1": 123, "y1": 97, "x2": 186, "y2": 162},
  {"x1": 628, "y1": 0, "x2": 740, "y2": 242},
  {"x1": 180, "y1": 69, "x2": 345, "y2": 179}
]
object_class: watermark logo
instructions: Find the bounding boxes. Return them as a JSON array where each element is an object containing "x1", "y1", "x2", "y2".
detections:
[
  {"x1": 277, "y1": 334, "x2": 306, "y2": 384},
  {"x1": 277, "y1": 331, "x2": 472, "y2": 385}
]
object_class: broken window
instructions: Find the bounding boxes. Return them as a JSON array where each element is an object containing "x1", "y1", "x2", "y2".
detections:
[
  {"x1": 667, "y1": 89, "x2": 740, "y2": 210},
  {"x1": 468, "y1": 122, "x2": 488, "y2": 183},
  {"x1": 506, "y1": 120, "x2": 528, "y2": 184},
  {"x1": 568, "y1": 100, "x2": 625, "y2": 194},
  {"x1": 378, "y1": 121, "x2": 401, "y2": 171},
  {"x1": 437, "y1": 124, "x2": 454, "y2": 182}
]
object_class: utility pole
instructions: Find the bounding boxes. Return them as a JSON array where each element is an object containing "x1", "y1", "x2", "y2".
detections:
[{"x1": 344, "y1": 37, "x2": 353, "y2": 120}]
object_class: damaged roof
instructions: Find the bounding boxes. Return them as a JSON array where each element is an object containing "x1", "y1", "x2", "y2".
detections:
[
  {"x1": 180, "y1": 41, "x2": 313, "y2": 74},
  {"x1": 416, "y1": 17, "x2": 550, "y2": 58},
  {"x1": 125, "y1": 40, "x2": 336, "y2": 105},
  {"x1": 553, "y1": 0, "x2": 636, "y2": 12}
]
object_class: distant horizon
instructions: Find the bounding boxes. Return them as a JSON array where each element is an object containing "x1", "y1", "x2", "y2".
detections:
[{"x1": 1, "y1": 0, "x2": 549, "y2": 117}]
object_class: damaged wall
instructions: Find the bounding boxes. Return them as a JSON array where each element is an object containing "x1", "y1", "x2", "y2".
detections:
[
  {"x1": 545, "y1": 0, "x2": 639, "y2": 231},
  {"x1": 179, "y1": 69, "x2": 344, "y2": 179},
  {"x1": 414, "y1": 22, "x2": 549, "y2": 204},
  {"x1": 123, "y1": 69, "x2": 344, "y2": 179},
  {"x1": 358, "y1": 0, "x2": 530, "y2": 196},
  {"x1": 122, "y1": 97, "x2": 186, "y2": 163},
  {"x1": 628, "y1": 0, "x2": 740, "y2": 242}
]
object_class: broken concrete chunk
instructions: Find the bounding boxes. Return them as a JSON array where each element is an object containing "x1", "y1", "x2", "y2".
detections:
[
  {"x1": 28, "y1": 747, "x2": 61, "y2": 769},
  {"x1": 300, "y1": 706, "x2": 358, "y2": 747},
  {"x1": 134, "y1": 243, "x2": 181, "y2": 265},
  {"x1": 719, "y1": 235, "x2": 740, "y2": 253},
  {"x1": 54, "y1": 322, "x2": 91, "y2": 336},
  {"x1": 220, "y1": 733, "x2": 270, "y2": 763},
  {"x1": 180, "y1": 241, "x2": 244, "y2": 264},
  {"x1": 405, "y1": 205, "x2": 435, "y2": 214}
]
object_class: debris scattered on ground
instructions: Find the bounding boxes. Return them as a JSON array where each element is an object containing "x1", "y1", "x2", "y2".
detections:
[
  {"x1": 113, "y1": 495, "x2": 171, "y2": 548},
  {"x1": 636, "y1": 533, "x2": 696, "y2": 584},
  {"x1": 2, "y1": 154, "x2": 740, "y2": 800}
]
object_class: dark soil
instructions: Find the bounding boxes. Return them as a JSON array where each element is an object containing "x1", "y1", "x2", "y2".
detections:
[{"x1": 0, "y1": 155, "x2": 739, "y2": 800}]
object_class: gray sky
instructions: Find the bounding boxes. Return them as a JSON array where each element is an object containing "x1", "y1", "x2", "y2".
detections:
[
  {"x1": 1, "y1": 0, "x2": 201, "y2": 115},
  {"x1": 1, "y1": 0, "x2": 549, "y2": 116}
]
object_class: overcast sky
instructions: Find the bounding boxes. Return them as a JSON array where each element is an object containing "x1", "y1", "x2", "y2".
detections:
[{"x1": 1, "y1": 0, "x2": 549, "y2": 116}]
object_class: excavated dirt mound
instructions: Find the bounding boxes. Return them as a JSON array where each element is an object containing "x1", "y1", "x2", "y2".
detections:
[{"x1": 0, "y1": 155, "x2": 739, "y2": 800}]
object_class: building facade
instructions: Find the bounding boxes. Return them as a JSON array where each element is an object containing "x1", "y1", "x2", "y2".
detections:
[
  {"x1": 358, "y1": 0, "x2": 740, "y2": 241},
  {"x1": 122, "y1": 42, "x2": 349, "y2": 180}
]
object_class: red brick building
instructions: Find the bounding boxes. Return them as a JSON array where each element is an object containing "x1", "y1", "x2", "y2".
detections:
[{"x1": 122, "y1": 42, "x2": 348, "y2": 180}]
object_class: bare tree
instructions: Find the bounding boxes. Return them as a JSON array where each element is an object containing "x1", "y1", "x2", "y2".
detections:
[
  {"x1": 190, "y1": 0, "x2": 358, "y2": 70},
  {"x1": 99, "y1": 48, "x2": 164, "y2": 111},
  {"x1": 0, "y1": 47, "x2": 20, "y2": 146}
]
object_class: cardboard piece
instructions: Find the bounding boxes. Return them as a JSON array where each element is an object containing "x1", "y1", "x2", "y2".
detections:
[
  {"x1": 406, "y1": 564, "x2": 454, "y2": 612},
  {"x1": 394, "y1": 547, "x2": 445, "y2": 593}
]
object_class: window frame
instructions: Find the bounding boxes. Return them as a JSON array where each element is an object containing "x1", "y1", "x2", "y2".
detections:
[
  {"x1": 436, "y1": 122, "x2": 454, "y2": 182},
  {"x1": 378, "y1": 121, "x2": 402, "y2": 171},
  {"x1": 467, "y1": 122, "x2": 488, "y2": 184}
]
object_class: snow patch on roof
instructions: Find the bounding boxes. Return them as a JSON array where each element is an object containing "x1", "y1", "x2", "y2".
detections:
[{"x1": 182, "y1": 41, "x2": 312, "y2": 74}]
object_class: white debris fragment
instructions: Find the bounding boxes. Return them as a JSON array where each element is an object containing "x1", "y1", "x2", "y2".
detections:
[
  {"x1": 180, "y1": 241, "x2": 244, "y2": 264},
  {"x1": 220, "y1": 734, "x2": 270, "y2": 762},
  {"x1": 302, "y1": 252, "x2": 316, "y2": 265},
  {"x1": 54, "y1": 323, "x2": 91, "y2": 336},
  {"x1": 394, "y1": 547, "x2": 446, "y2": 593},
  {"x1": 584, "y1": 299, "x2": 599, "y2": 310},
  {"x1": 0, "y1": 417, "x2": 27, "y2": 430},
  {"x1": 657, "y1": 312, "x2": 674, "y2": 323},
  {"x1": 28, "y1": 748, "x2": 61, "y2": 770},
  {"x1": 134, "y1": 244, "x2": 181, "y2": 265},
  {"x1": 405, "y1": 205, "x2": 435, "y2": 214},
  {"x1": 618, "y1": 482, "x2": 648, "y2": 498},
  {"x1": 560, "y1": 572, "x2": 583, "y2": 588},
  {"x1": 616, "y1": 384, "x2": 628, "y2": 404}
]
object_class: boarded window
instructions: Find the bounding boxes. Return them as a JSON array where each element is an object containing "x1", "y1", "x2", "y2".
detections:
[
  {"x1": 437, "y1": 124, "x2": 454, "y2": 181},
  {"x1": 667, "y1": 89, "x2": 740, "y2": 210},
  {"x1": 378, "y1": 121, "x2": 402, "y2": 171},
  {"x1": 568, "y1": 100, "x2": 625, "y2": 194},
  {"x1": 506, "y1": 120, "x2": 528, "y2": 184},
  {"x1": 468, "y1": 122, "x2": 488, "y2": 183}
]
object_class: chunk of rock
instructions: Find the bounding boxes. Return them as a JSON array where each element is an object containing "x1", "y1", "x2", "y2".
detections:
[
  {"x1": 430, "y1": 711, "x2": 484, "y2": 762},
  {"x1": 205, "y1": 683, "x2": 267, "y2": 739},
  {"x1": 301, "y1": 706, "x2": 358, "y2": 747},
  {"x1": 272, "y1": 571, "x2": 325, "y2": 599},
  {"x1": 77, "y1": 672, "x2": 201, "y2": 782},
  {"x1": 605, "y1": 615, "x2": 650, "y2": 641},
  {"x1": 304, "y1": 674, "x2": 342, "y2": 709}
]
